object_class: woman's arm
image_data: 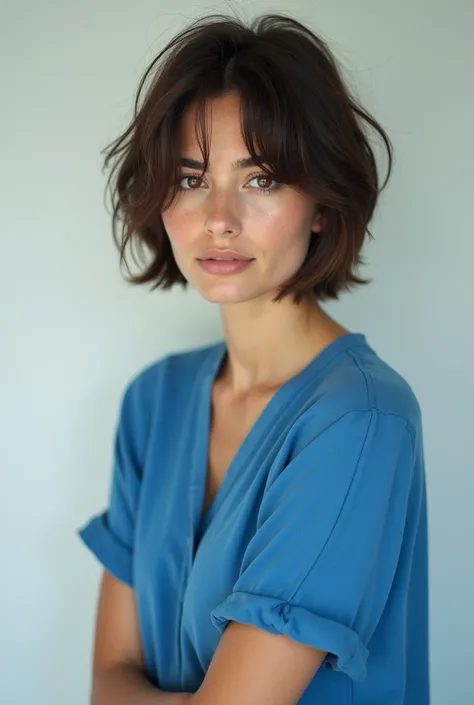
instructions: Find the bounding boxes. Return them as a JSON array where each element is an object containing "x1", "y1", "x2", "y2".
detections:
[
  {"x1": 92, "y1": 664, "x2": 190, "y2": 705},
  {"x1": 90, "y1": 570, "x2": 190, "y2": 705}
]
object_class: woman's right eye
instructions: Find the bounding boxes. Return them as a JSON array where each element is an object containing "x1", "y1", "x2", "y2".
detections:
[{"x1": 178, "y1": 175, "x2": 204, "y2": 190}]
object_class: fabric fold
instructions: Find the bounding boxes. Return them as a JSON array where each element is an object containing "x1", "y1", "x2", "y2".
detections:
[
  {"x1": 78, "y1": 512, "x2": 133, "y2": 586},
  {"x1": 211, "y1": 590, "x2": 369, "y2": 682}
]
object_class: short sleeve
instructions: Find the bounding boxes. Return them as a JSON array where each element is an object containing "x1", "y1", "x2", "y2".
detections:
[
  {"x1": 210, "y1": 409, "x2": 414, "y2": 682},
  {"x1": 77, "y1": 378, "x2": 146, "y2": 587}
]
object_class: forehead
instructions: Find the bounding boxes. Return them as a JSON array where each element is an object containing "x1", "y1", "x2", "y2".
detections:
[{"x1": 179, "y1": 92, "x2": 246, "y2": 152}]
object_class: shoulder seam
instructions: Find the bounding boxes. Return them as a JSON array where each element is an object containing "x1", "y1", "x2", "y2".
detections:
[
  {"x1": 346, "y1": 347, "x2": 375, "y2": 407},
  {"x1": 298, "y1": 407, "x2": 415, "y2": 458},
  {"x1": 344, "y1": 349, "x2": 416, "y2": 453}
]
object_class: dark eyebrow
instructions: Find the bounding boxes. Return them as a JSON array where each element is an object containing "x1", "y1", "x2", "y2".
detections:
[{"x1": 178, "y1": 156, "x2": 260, "y2": 170}]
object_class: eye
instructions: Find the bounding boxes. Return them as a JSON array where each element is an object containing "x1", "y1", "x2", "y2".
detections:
[
  {"x1": 247, "y1": 172, "x2": 279, "y2": 194},
  {"x1": 178, "y1": 175, "x2": 205, "y2": 191}
]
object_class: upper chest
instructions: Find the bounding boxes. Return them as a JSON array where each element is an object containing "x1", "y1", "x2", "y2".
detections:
[{"x1": 203, "y1": 381, "x2": 278, "y2": 513}]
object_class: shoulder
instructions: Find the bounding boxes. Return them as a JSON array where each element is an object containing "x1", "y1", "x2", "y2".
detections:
[
  {"x1": 111, "y1": 341, "x2": 222, "y2": 471},
  {"x1": 293, "y1": 337, "x2": 422, "y2": 452},
  {"x1": 341, "y1": 339, "x2": 421, "y2": 424},
  {"x1": 119, "y1": 339, "x2": 222, "y2": 417}
]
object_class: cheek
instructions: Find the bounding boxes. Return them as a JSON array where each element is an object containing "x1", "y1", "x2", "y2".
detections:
[
  {"x1": 162, "y1": 210, "x2": 194, "y2": 254},
  {"x1": 273, "y1": 234, "x2": 311, "y2": 273},
  {"x1": 261, "y1": 208, "x2": 313, "y2": 260}
]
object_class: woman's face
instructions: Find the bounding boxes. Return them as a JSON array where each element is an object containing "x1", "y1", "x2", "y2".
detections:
[{"x1": 161, "y1": 92, "x2": 325, "y2": 305}]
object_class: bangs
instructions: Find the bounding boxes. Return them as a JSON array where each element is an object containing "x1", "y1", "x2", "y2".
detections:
[
  {"x1": 161, "y1": 37, "x2": 329, "y2": 211},
  {"x1": 186, "y1": 85, "x2": 315, "y2": 195}
]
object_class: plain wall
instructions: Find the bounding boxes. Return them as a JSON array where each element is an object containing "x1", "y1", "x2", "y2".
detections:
[{"x1": 2, "y1": 1, "x2": 473, "y2": 703}]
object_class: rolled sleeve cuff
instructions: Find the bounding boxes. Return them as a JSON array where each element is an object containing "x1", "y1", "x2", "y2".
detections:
[
  {"x1": 78, "y1": 512, "x2": 133, "y2": 587},
  {"x1": 210, "y1": 590, "x2": 369, "y2": 682}
]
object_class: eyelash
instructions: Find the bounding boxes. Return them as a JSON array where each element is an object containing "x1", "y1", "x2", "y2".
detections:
[{"x1": 176, "y1": 171, "x2": 280, "y2": 195}]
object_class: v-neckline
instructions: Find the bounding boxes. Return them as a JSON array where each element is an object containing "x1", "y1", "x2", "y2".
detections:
[{"x1": 193, "y1": 331, "x2": 367, "y2": 541}]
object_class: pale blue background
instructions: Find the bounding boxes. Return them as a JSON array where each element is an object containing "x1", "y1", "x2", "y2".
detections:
[{"x1": 1, "y1": 1, "x2": 472, "y2": 703}]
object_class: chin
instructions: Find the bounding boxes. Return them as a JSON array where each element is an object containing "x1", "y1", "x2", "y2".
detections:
[
  {"x1": 199, "y1": 291, "x2": 249, "y2": 305},
  {"x1": 195, "y1": 283, "x2": 263, "y2": 305},
  {"x1": 199, "y1": 282, "x2": 282, "y2": 306}
]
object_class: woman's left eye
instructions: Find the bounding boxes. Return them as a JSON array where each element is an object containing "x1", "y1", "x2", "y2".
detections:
[{"x1": 248, "y1": 173, "x2": 280, "y2": 193}]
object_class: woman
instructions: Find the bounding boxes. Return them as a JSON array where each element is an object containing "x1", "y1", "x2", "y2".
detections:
[{"x1": 78, "y1": 12, "x2": 429, "y2": 705}]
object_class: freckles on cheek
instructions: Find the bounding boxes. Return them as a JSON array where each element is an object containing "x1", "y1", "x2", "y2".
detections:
[
  {"x1": 255, "y1": 194, "x2": 304, "y2": 232},
  {"x1": 163, "y1": 211, "x2": 193, "y2": 244},
  {"x1": 252, "y1": 206, "x2": 285, "y2": 239},
  {"x1": 163, "y1": 216, "x2": 200, "y2": 268}
]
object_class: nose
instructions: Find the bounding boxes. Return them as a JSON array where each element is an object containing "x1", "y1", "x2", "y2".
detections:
[{"x1": 204, "y1": 191, "x2": 242, "y2": 238}]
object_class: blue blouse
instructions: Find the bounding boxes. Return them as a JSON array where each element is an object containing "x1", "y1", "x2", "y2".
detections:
[{"x1": 78, "y1": 332, "x2": 430, "y2": 704}]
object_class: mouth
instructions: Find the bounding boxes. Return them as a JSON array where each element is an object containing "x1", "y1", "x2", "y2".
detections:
[
  {"x1": 202, "y1": 257, "x2": 253, "y2": 262},
  {"x1": 197, "y1": 258, "x2": 255, "y2": 275}
]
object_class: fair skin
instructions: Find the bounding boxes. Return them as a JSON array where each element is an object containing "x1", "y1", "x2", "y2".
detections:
[{"x1": 92, "y1": 92, "x2": 349, "y2": 705}]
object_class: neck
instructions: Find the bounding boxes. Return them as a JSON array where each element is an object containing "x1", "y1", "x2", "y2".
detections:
[{"x1": 218, "y1": 295, "x2": 350, "y2": 393}]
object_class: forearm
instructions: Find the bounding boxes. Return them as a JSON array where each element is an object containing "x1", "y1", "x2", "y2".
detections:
[{"x1": 91, "y1": 663, "x2": 193, "y2": 705}]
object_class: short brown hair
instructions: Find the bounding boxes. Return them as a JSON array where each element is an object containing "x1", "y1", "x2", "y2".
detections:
[{"x1": 102, "y1": 12, "x2": 394, "y2": 304}]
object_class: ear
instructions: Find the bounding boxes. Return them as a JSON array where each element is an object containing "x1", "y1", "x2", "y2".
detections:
[{"x1": 311, "y1": 206, "x2": 327, "y2": 233}]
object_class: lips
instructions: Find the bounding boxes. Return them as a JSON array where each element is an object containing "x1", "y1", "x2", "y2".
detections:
[
  {"x1": 206, "y1": 257, "x2": 245, "y2": 261},
  {"x1": 198, "y1": 258, "x2": 254, "y2": 275},
  {"x1": 199, "y1": 250, "x2": 253, "y2": 262}
]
